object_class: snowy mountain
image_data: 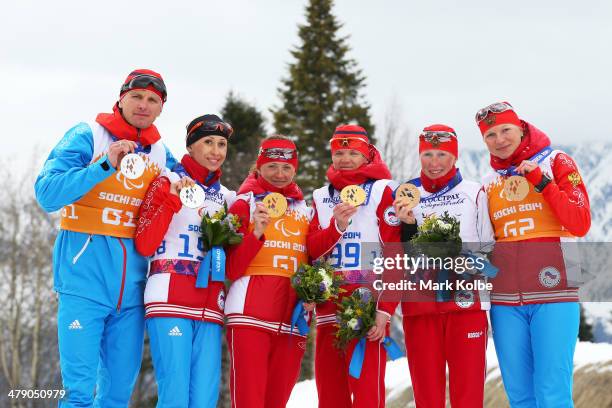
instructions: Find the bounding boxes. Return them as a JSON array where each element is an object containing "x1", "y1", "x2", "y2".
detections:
[
  {"x1": 458, "y1": 142, "x2": 612, "y2": 242},
  {"x1": 287, "y1": 341, "x2": 612, "y2": 407}
]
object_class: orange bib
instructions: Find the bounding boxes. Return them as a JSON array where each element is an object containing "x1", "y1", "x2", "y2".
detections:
[
  {"x1": 60, "y1": 154, "x2": 161, "y2": 238},
  {"x1": 245, "y1": 209, "x2": 309, "y2": 278},
  {"x1": 486, "y1": 176, "x2": 573, "y2": 242}
]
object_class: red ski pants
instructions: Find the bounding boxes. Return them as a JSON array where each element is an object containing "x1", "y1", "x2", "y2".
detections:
[
  {"x1": 402, "y1": 311, "x2": 488, "y2": 408},
  {"x1": 227, "y1": 327, "x2": 305, "y2": 408}
]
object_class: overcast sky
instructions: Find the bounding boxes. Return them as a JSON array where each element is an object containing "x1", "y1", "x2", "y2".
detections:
[{"x1": 2, "y1": 0, "x2": 611, "y2": 170}]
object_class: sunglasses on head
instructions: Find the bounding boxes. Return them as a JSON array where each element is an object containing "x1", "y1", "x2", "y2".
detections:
[
  {"x1": 419, "y1": 131, "x2": 456, "y2": 144},
  {"x1": 259, "y1": 147, "x2": 295, "y2": 160},
  {"x1": 475, "y1": 102, "x2": 513, "y2": 123},
  {"x1": 121, "y1": 74, "x2": 167, "y2": 102},
  {"x1": 187, "y1": 121, "x2": 234, "y2": 138}
]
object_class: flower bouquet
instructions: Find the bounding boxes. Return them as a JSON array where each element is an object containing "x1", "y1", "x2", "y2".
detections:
[
  {"x1": 335, "y1": 287, "x2": 376, "y2": 349},
  {"x1": 291, "y1": 260, "x2": 344, "y2": 303},
  {"x1": 200, "y1": 203, "x2": 243, "y2": 251},
  {"x1": 196, "y1": 203, "x2": 243, "y2": 288},
  {"x1": 335, "y1": 287, "x2": 403, "y2": 379},
  {"x1": 410, "y1": 211, "x2": 461, "y2": 259},
  {"x1": 290, "y1": 260, "x2": 344, "y2": 335}
]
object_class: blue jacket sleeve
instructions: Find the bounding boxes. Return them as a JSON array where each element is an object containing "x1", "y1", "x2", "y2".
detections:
[
  {"x1": 164, "y1": 143, "x2": 177, "y2": 170},
  {"x1": 34, "y1": 122, "x2": 115, "y2": 212}
]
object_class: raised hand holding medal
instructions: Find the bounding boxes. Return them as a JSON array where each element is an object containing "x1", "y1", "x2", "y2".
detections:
[
  {"x1": 505, "y1": 159, "x2": 539, "y2": 201},
  {"x1": 340, "y1": 185, "x2": 366, "y2": 207},
  {"x1": 395, "y1": 183, "x2": 420, "y2": 209},
  {"x1": 180, "y1": 183, "x2": 206, "y2": 209},
  {"x1": 262, "y1": 192, "x2": 288, "y2": 218},
  {"x1": 120, "y1": 153, "x2": 145, "y2": 180}
]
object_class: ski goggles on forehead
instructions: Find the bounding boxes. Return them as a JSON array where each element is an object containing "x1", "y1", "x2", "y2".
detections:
[
  {"x1": 475, "y1": 102, "x2": 514, "y2": 123},
  {"x1": 120, "y1": 74, "x2": 167, "y2": 102},
  {"x1": 259, "y1": 147, "x2": 295, "y2": 160},
  {"x1": 187, "y1": 121, "x2": 234, "y2": 138},
  {"x1": 419, "y1": 131, "x2": 456, "y2": 143}
]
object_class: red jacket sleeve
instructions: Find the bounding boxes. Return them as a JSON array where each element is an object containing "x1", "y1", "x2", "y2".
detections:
[
  {"x1": 306, "y1": 201, "x2": 343, "y2": 260},
  {"x1": 376, "y1": 186, "x2": 403, "y2": 317},
  {"x1": 525, "y1": 152, "x2": 591, "y2": 237},
  {"x1": 135, "y1": 176, "x2": 182, "y2": 257},
  {"x1": 226, "y1": 199, "x2": 265, "y2": 281}
]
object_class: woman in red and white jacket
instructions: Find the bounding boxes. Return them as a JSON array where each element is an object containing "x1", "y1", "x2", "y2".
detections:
[
  {"x1": 307, "y1": 124, "x2": 401, "y2": 408},
  {"x1": 476, "y1": 101, "x2": 590, "y2": 407},
  {"x1": 390, "y1": 124, "x2": 495, "y2": 408},
  {"x1": 135, "y1": 114, "x2": 235, "y2": 408},
  {"x1": 224, "y1": 136, "x2": 311, "y2": 408}
]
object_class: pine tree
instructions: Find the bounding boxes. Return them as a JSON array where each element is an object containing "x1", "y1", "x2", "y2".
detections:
[
  {"x1": 220, "y1": 91, "x2": 266, "y2": 190},
  {"x1": 272, "y1": 0, "x2": 374, "y2": 194},
  {"x1": 578, "y1": 304, "x2": 594, "y2": 342}
]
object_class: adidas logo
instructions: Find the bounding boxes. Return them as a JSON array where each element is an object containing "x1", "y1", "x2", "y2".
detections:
[
  {"x1": 168, "y1": 326, "x2": 182, "y2": 336},
  {"x1": 467, "y1": 331, "x2": 483, "y2": 339},
  {"x1": 68, "y1": 320, "x2": 83, "y2": 330}
]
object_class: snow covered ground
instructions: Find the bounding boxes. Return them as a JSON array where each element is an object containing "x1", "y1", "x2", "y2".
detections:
[
  {"x1": 287, "y1": 340, "x2": 612, "y2": 407},
  {"x1": 583, "y1": 302, "x2": 612, "y2": 343}
]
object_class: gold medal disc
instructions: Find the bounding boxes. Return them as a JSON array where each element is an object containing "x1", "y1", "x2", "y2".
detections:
[
  {"x1": 262, "y1": 192, "x2": 288, "y2": 218},
  {"x1": 503, "y1": 176, "x2": 530, "y2": 201},
  {"x1": 395, "y1": 183, "x2": 421, "y2": 209},
  {"x1": 340, "y1": 185, "x2": 367, "y2": 207}
]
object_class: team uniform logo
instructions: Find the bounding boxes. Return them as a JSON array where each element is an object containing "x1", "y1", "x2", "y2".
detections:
[
  {"x1": 568, "y1": 172, "x2": 582, "y2": 187},
  {"x1": 275, "y1": 219, "x2": 301, "y2": 237},
  {"x1": 539, "y1": 266, "x2": 561, "y2": 288},
  {"x1": 217, "y1": 290, "x2": 226, "y2": 311},
  {"x1": 454, "y1": 290, "x2": 474, "y2": 308},
  {"x1": 383, "y1": 206, "x2": 401, "y2": 226}
]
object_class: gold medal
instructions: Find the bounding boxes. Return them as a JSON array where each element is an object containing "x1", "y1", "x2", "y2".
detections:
[
  {"x1": 340, "y1": 185, "x2": 366, "y2": 207},
  {"x1": 262, "y1": 192, "x2": 288, "y2": 218},
  {"x1": 503, "y1": 176, "x2": 530, "y2": 201},
  {"x1": 395, "y1": 183, "x2": 421, "y2": 209}
]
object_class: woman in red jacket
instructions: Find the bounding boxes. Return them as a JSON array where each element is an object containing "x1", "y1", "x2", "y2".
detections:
[
  {"x1": 224, "y1": 136, "x2": 311, "y2": 408},
  {"x1": 307, "y1": 124, "x2": 401, "y2": 408},
  {"x1": 476, "y1": 101, "x2": 590, "y2": 407},
  {"x1": 135, "y1": 114, "x2": 235, "y2": 407}
]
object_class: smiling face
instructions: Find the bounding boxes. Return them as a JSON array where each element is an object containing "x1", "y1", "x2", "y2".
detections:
[
  {"x1": 483, "y1": 123, "x2": 524, "y2": 159},
  {"x1": 118, "y1": 89, "x2": 163, "y2": 129},
  {"x1": 259, "y1": 161, "x2": 296, "y2": 188},
  {"x1": 419, "y1": 149, "x2": 456, "y2": 179},
  {"x1": 331, "y1": 149, "x2": 368, "y2": 171},
  {"x1": 187, "y1": 135, "x2": 227, "y2": 172}
]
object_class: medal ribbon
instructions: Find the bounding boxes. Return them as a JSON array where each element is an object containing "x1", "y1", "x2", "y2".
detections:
[
  {"x1": 404, "y1": 170, "x2": 463, "y2": 202},
  {"x1": 349, "y1": 336, "x2": 404, "y2": 379},
  {"x1": 290, "y1": 302, "x2": 310, "y2": 336},
  {"x1": 495, "y1": 147, "x2": 553, "y2": 176},
  {"x1": 196, "y1": 246, "x2": 226, "y2": 288}
]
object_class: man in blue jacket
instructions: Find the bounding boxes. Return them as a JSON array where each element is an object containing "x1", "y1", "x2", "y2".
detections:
[{"x1": 35, "y1": 69, "x2": 176, "y2": 407}]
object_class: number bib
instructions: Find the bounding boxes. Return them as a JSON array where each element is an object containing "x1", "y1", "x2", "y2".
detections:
[
  {"x1": 312, "y1": 180, "x2": 392, "y2": 272},
  {"x1": 60, "y1": 122, "x2": 167, "y2": 238},
  {"x1": 243, "y1": 195, "x2": 310, "y2": 278},
  {"x1": 150, "y1": 170, "x2": 234, "y2": 262}
]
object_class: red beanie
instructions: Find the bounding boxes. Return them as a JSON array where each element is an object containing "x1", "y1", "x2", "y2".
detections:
[
  {"x1": 120, "y1": 69, "x2": 167, "y2": 103},
  {"x1": 419, "y1": 124, "x2": 458, "y2": 158},
  {"x1": 476, "y1": 101, "x2": 521, "y2": 135},
  {"x1": 330, "y1": 124, "x2": 370, "y2": 158},
  {"x1": 256, "y1": 138, "x2": 298, "y2": 170}
]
